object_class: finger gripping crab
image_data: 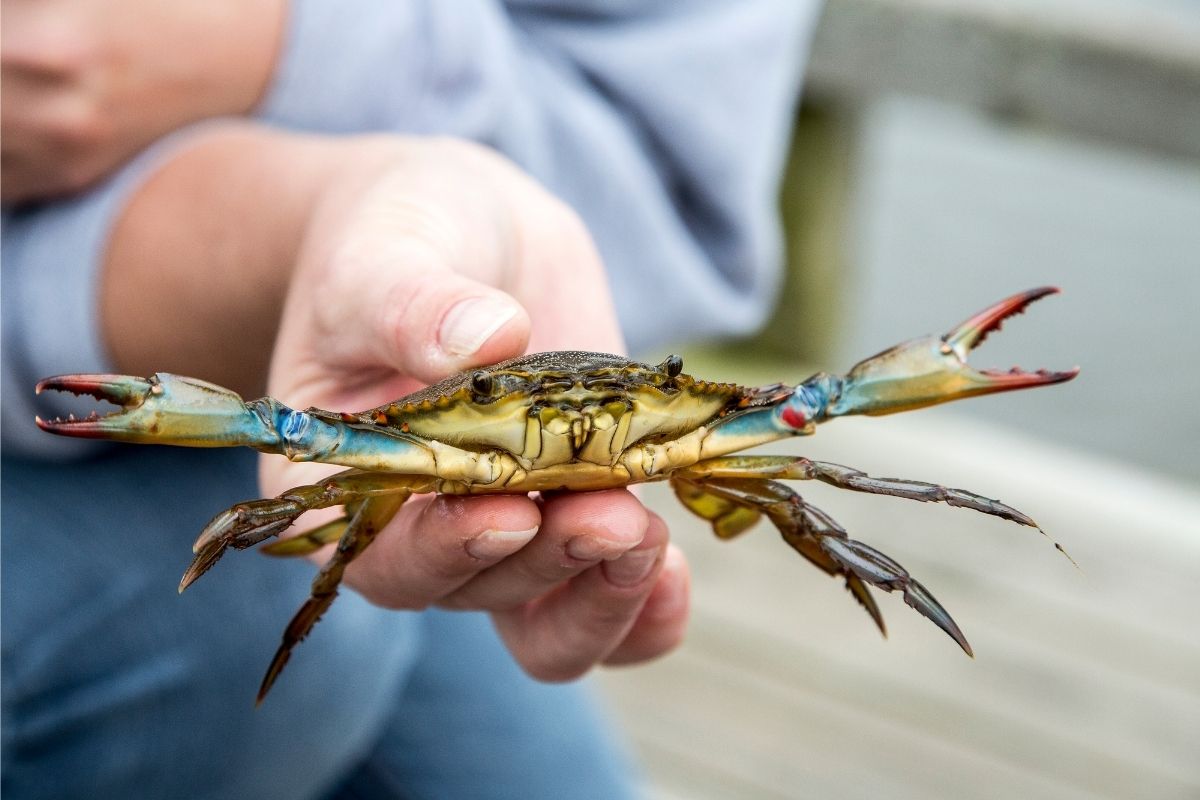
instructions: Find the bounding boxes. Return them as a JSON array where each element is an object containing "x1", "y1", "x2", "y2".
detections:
[{"x1": 38, "y1": 288, "x2": 1078, "y2": 703}]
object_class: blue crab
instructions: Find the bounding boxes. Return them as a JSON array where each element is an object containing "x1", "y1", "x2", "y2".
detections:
[{"x1": 37, "y1": 288, "x2": 1077, "y2": 702}]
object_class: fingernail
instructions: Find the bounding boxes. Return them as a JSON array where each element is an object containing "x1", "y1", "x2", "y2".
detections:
[
  {"x1": 439, "y1": 296, "x2": 519, "y2": 358},
  {"x1": 603, "y1": 547, "x2": 662, "y2": 587},
  {"x1": 466, "y1": 526, "x2": 538, "y2": 560},
  {"x1": 566, "y1": 535, "x2": 627, "y2": 562}
]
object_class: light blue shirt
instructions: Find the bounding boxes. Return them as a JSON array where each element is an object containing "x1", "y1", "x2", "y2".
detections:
[{"x1": 2, "y1": 0, "x2": 820, "y2": 457}]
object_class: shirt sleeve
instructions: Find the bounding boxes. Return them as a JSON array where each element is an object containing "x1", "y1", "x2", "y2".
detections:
[
  {"x1": 1, "y1": 138, "x2": 192, "y2": 459},
  {"x1": 3, "y1": 191, "x2": 131, "y2": 458},
  {"x1": 260, "y1": 0, "x2": 821, "y2": 353}
]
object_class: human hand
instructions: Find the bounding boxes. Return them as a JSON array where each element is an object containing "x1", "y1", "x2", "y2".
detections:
[
  {"x1": 263, "y1": 137, "x2": 690, "y2": 680},
  {"x1": 1, "y1": 0, "x2": 284, "y2": 203}
]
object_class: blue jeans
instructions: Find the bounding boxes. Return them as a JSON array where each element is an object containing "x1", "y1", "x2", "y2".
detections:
[{"x1": 2, "y1": 447, "x2": 638, "y2": 799}]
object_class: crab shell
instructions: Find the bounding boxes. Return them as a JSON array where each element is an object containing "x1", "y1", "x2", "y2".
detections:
[{"x1": 325, "y1": 351, "x2": 745, "y2": 473}]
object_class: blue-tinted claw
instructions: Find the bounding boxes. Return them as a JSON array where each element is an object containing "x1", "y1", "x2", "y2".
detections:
[
  {"x1": 36, "y1": 373, "x2": 154, "y2": 407},
  {"x1": 36, "y1": 372, "x2": 280, "y2": 448},
  {"x1": 828, "y1": 287, "x2": 1079, "y2": 417}
]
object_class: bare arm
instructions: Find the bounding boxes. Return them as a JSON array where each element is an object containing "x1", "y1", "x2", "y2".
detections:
[{"x1": 101, "y1": 127, "x2": 330, "y2": 394}]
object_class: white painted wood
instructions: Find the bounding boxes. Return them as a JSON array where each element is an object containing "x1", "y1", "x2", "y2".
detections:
[{"x1": 806, "y1": 0, "x2": 1200, "y2": 159}]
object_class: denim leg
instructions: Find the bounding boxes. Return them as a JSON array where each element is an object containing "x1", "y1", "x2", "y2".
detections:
[
  {"x1": 2, "y1": 448, "x2": 420, "y2": 800},
  {"x1": 324, "y1": 608, "x2": 641, "y2": 800},
  {"x1": 4, "y1": 448, "x2": 641, "y2": 800}
]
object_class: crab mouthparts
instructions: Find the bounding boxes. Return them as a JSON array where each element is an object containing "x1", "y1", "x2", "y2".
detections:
[{"x1": 942, "y1": 287, "x2": 1079, "y2": 389}]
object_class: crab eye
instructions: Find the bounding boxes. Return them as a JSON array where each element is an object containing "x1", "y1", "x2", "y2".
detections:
[
  {"x1": 470, "y1": 371, "x2": 494, "y2": 395},
  {"x1": 661, "y1": 355, "x2": 683, "y2": 378}
]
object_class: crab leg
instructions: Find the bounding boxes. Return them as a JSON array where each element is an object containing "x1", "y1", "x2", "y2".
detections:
[
  {"x1": 257, "y1": 491, "x2": 409, "y2": 704},
  {"x1": 673, "y1": 475, "x2": 972, "y2": 655},
  {"x1": 180, "y1": 470, "x2": 438, "y2": 591},
  {"x1": 672, "y1": 475, "x2": 885, "y2": 634},
  {"x1": 682, "y1": 456, "x2": 1036, "y2": 526},
  {"x1": 682, "y1": 454, "x2": 1074, "y2": 565},
  {"x1": 34, "y1": 373, "x2": 454, "y2": 475},
  {"x1": 259, "y1": 514, "x2": 355, "y2": 557}
]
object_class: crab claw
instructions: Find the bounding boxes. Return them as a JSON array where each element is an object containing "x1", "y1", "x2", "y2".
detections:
[
  {"x1": 36, "y1": 373, "x2": 280, "y2": 448},
  {"x1": 827, "y1": 287, "x2": 1079, "y2": 417}
]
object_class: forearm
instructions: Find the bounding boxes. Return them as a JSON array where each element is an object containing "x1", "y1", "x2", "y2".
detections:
[{"x1": 101, "y1": 124, "x2": 389, "y2": 396}]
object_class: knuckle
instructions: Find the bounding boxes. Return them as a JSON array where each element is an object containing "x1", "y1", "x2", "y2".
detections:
[
  {"x1": 575, "y1": 599, "x2": 638, "y2": 642},
  {"x1": 522, "y1": 554, "x2": 585, "y2": 586},
  {"x1": 530, "y1": 195, "x2": 594, "y2": 255},
  {"x1": 310, "y1": 242, "x2": 439, "y2": 346},
  {"x1": 377, "y1": 277, "x2": 447, "y2": 363},
  {"x1": 418, "y1": 544, "x2": 479, "y2": 585}
]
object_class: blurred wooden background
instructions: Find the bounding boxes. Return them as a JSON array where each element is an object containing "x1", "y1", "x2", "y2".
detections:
[
  {"x1": 598, "y1": 0, "x2": 1200, "y2": 796},
  {"x1": 598, "y1": 356, "x2": 1199, "y2": 798}
]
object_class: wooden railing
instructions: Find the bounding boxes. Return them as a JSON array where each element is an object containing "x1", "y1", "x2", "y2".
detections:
[
  {"x1": 750, "y1": 0, "x2": 1200, "y2": 362},
  {"x1": 807, "y1": 0, "x2": 1200, "y2": 160}
]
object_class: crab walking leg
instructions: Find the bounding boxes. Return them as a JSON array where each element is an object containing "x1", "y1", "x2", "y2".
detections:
[
  {"x1": 682, "y1": 456, "x2": 1036, "y2": 526},
  {"x1": 257, "y1": 491, "x2": 409, "y2": 704},
  {"x1": 259, "y1": 514, "x2": 355, "y2": 557},
  {"x1": 671, "y1": 475, "x2": 886, "y2": 638},
  {"x1": 681, "y1": 455, "x2": 1074, "y2": 562},
  {"x1": 180, "y1": 471, "x2": 439, "y2": 591},
  {"x1": 672, "y1": 475, "x2": 973, "y2": 656}
]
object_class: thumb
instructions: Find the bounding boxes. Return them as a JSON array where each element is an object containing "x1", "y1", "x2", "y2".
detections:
[
  {"x1": 370, "y1": 267, "x2": 531, "y2": 384},
  {"x1": 273, "y1": 259, "x2": 532, "y2": 422},
  {"x1": 291, "y1": 180, "x2": 534, "y2": 386}
]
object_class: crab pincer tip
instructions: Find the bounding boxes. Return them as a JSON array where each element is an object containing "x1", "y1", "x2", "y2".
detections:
[
  {"x1": 256, "y1": 652, "x2": 290, "y2": 707},
  {"x1": 34, "y1": 411, "x2": 114, "y2": 439},
  {"x1": 1049, "y1": 537, "x2": 1083, "y2": 572},
  {"x1": 178, "y1": 568, "x2": 202, "y2": 595},
  {"x1": 35, "y1": 373, "x2": 153, "y2": 404},
  {"x1": 178, "y1": 559, "x2": 210, "y2": 594}
]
